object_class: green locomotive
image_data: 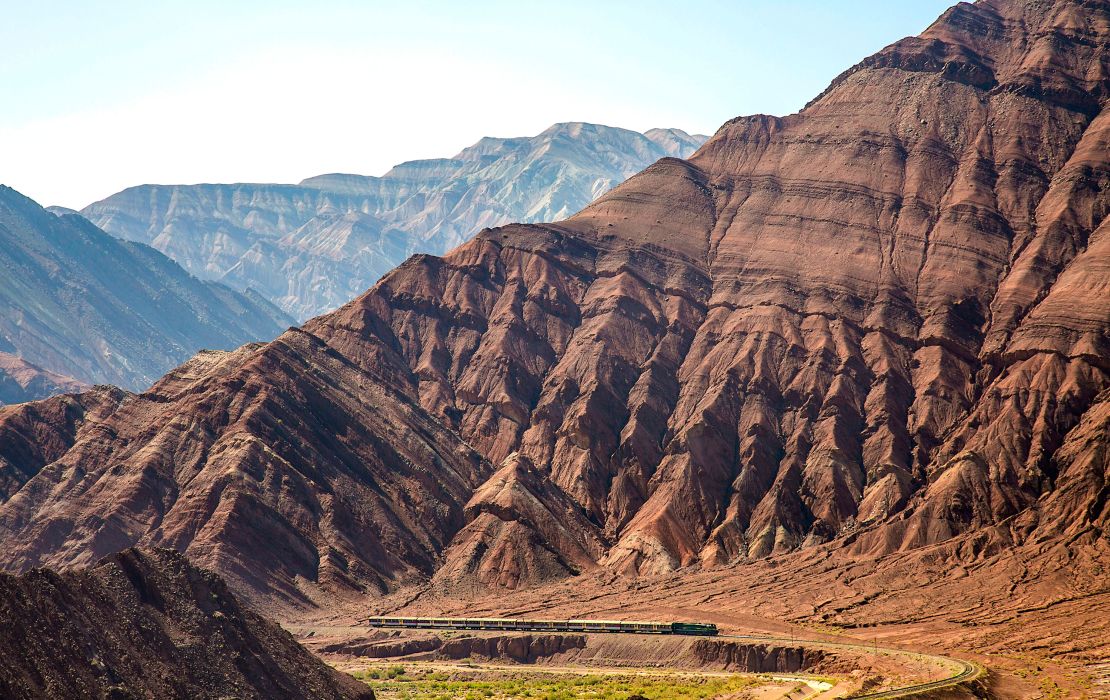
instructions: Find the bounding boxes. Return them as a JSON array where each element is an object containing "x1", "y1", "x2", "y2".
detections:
[{"x1": 364, "y1": 616, "x2": 719, "y2": 636}]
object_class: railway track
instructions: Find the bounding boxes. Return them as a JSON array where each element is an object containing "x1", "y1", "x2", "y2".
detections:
[
  {"x1": 855, "y1": 658, "x2": 981, "y2": 699},
  {"x1": 720, "y1": 634, "x2": 983, "y2": 698},
  {"x1": 363, "y1": 617, "x2": 982, "y2": 698}
]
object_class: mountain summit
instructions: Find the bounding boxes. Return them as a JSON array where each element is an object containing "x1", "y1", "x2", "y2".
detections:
[
  {"x1": 83, "y1": 124, "x2": 707, "y2": 320},
  {"x1": 313, "y1": 0, "x2": 1109, "y2": 578}
]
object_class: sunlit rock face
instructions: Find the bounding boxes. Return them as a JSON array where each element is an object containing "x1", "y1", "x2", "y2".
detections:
[
  {"x1": 84, "y1": 124, "x2": 707, "y2": 319},
  {"x1": 319, "y1": 0, "x2": 1109, "y2": 575},
  {"x1": 0, "y1": 0, "x2": 1106, "y2": 604}
]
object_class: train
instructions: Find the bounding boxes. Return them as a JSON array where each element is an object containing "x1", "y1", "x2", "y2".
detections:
[{"x1": 364, "y1": 616, "x2": 719, "y2": 636}]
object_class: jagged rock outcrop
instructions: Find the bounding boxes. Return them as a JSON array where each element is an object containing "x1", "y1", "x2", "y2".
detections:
[
  {"x1": 315, "y1": 631, "x2": 827, "y2": 677},
  {"x1": 0, "y1": 548, "x2": 374, "y2": 700},
  {"x1": 82, "y1": 124, "x2": 707, "y2": 319},
  {"x1": 319, "y1": 632, "x2": 588, "y2": 664},
  {"x1": 0, "y1": 0, "x2": 1105, "y2": 608},
  {"x1": 0, "y1": 186, "x2": 292, "y2": 398},
  {"x1": 436, "y1": 633, "x2": 588, "y2": 662},
  {"x1": 435, "y1": 453, "x2": 606, "y2": 588},
  {"x1": 690, "y1": 639, "x2": 825, "y2": 674},
  {"x1": 318, "y1": 634, "x2": 445, "y2": 659}
]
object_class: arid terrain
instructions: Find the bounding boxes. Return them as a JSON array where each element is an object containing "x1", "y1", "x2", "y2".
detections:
[
  {"x1": 0, "y1": 548, "x2": 373, "y2": 700},
  {"x1": 0, "y1": 0, "x2": 1106, "y2": 697},
  {"x1": 0, "y1": 187, "x2": 292, "y2": 398}
]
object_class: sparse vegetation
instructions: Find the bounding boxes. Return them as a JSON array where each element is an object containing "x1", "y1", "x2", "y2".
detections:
[
  {"x1": 1038, "y1": 676, "x2": 1066, "y2": 700},
  {"x1": 352, "y1": 666, "x2": 763, "y2": 700}
]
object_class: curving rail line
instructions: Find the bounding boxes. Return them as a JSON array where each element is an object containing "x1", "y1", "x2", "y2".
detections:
[
  {"x1": 720, "y1": 634, "x2": 983, "y2": 698},
  {"x1": 362, "y1": 617, "x2": 983, "y2": 698}
]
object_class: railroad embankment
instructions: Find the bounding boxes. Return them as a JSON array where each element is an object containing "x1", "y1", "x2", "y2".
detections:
[{"x1": 314, "y1": 630, "x2": 828, "y2": 674}]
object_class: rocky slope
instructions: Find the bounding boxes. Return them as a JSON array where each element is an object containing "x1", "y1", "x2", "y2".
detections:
[
  {"x1": 312, "y1": 0, "x2": 1109, "y2": 577},
  {"x1": 82, "y1": 124, "x2": 707, "y2": 319},
  {"x1": 0, "y1": 0, "x2": 1105, "y2": 615},
  {"x1": 434, "y1": 453, "x2": 607, "y2": 588},
  {"x1": 0, "y1": 386, "x2": 126, "y2": 503},
  {"x1": 0, "y1": 353, "x2": 88, "y2": 405},
  {"x1": 0, "y1": 333, "x2": 489, "y2": 606},
  {"x1": 0, "y1": 186, "x2": 292, "y2": 398},
  {"x1": 0, "y1": 548, "x2": 373, "y2": 700}
]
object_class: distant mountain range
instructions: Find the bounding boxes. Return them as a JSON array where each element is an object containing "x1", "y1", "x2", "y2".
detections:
[
  {"x1": 81, "y1": 123, "x2": 707, "y2": 319},
  {"x1": 0, "y1": 186, "x2": 292, "y2": 400},
  {"x1": 0, "y1": 353, "x2": 87, "y2": 405}
]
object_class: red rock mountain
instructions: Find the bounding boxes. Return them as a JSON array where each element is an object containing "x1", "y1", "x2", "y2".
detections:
[
  {"x1": 0, "y1": 353, "x2": 88, "y2": 406},
  {"x1": 0, "y1": 0, "x2": 1106, "y2": 604},
  {"x1": 0, "y1": 340, "x2": 488, "y2": 606}
]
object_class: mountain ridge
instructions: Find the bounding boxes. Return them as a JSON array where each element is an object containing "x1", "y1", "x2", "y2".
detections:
[
  {"x1": 308, "y1": 0, "x2": 1110, "y2": 577},
  {"x1": 0, "y1": 547, "x2": 373, "y2": 699},
  {"x1": 82, "y1": 123, "x2": 707, "y2": 319},
  {"x1": 0, "y1": 186, "x2": 293, "y2": 399},
  {"x1": 0, "y1": 353, "x2": 88, "y2": 405}
]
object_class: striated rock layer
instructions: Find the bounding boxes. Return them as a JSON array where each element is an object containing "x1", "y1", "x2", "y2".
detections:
[
  {"x1": 0, "y1": 548, "x2": 373, "y2": 700},
  {"x1": 0, "y1": 336, "x2": 489, "y2": 606},
  {"x1": 434, "y1": 452, "x2": 607, "y2": 588},
  {"x1": 310, "y1": 0, "x2": 1110, "y2": 576},
  {"x1": 0, "y1": 0, "x2": 1106, "y2": 607}
]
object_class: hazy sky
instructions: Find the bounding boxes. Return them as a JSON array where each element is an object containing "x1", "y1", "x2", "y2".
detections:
[{"x1": 2, "y1": 0, "x2": 954, "y2": 208}]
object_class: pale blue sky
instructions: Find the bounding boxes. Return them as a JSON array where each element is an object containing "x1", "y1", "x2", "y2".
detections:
[{"x1": 2, "y1": 1, "x2": 955, "y2": 207}]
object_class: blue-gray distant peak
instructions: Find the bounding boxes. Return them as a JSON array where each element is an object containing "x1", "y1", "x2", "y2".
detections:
[
  {"x1": 0, "y1": 185, "x2": 291, "y2": 399},
  {"x1": 86, "y1": 123, "x2": 707, "y2": 320}
]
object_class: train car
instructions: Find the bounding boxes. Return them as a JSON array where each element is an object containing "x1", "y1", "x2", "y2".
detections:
[
  {"x1": 364, "y1": 616, "x2": 717, "y2": 636},
  {"x1": 671, "y1": 622, "x2": 719, "y2": 636}
]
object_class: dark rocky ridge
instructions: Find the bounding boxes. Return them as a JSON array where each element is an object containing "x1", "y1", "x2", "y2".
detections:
[{"x1": 0, "y1": 548, "x2": 373, "y2": 700}]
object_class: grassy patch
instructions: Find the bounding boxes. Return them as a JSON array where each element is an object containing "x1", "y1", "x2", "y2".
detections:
[{"x1": 353, "y1": 667, "x2": 764, "y2": 700}]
